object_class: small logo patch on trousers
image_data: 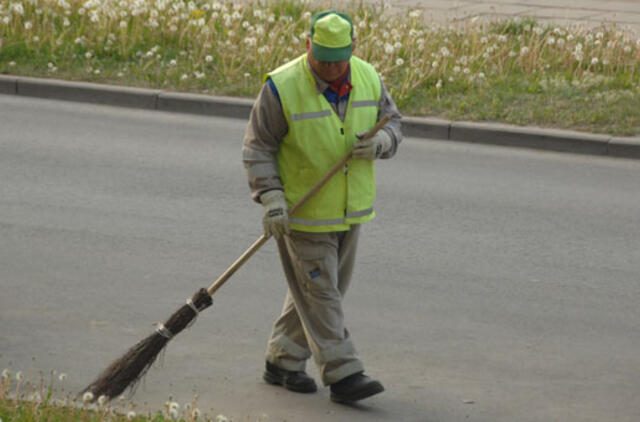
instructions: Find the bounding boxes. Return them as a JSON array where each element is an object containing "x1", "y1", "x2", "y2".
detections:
[{"x1": 309, "y1": 268, "x2": 321, "y2": 279}]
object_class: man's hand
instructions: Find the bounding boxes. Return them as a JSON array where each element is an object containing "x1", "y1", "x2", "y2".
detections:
[
  {"x1": 352, "y1": 130, "x2": 392, "y2": 160},
  {"x1": 260, "y1": 190, "x2": 290, "y2": 239}
]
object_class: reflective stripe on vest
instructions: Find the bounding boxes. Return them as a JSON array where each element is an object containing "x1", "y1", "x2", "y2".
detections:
[{"x1": 266, "y1": 54, "x2": 381, "y2": 233}]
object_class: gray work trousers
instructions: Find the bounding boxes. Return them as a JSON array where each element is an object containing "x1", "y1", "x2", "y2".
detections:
[{"x1": 266, "y1": 225, "x2": 364, "y2": 386}]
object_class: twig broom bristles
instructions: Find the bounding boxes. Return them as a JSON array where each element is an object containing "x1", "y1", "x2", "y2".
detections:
[{"x1": 80, "y1": 116, "x2": 391, "y2": 402}]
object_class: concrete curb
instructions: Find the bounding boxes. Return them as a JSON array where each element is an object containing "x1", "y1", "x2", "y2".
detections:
[{"x1": 1, "y1": 74, "x2": 639, "y2": 159}]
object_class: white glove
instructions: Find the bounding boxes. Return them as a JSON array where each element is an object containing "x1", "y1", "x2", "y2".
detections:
[
  {"x1": 260, "y1": 190, "x2": 290, "y2": 239},
  {"x1": 352, "y1": 130, "x2": 392, "y2": 160}
]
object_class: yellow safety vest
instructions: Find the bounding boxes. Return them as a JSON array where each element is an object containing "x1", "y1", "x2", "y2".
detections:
[{"x1": 265, "y1": 54, "x2": 381, "y2": 232}]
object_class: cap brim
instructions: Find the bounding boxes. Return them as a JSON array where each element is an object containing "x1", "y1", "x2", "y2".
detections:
[{"x1": 312, "y1": 43, "x2": 352, "y2": 62}]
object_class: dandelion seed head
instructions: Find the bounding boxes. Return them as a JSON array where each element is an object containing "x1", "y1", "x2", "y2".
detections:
[
  {"x1": 192, "y1": 408, "x2": 201, "y2": 419},
  {"x1": 216, "y1": 415, "x2": 229, "y2": 422},
  {"x1": 181, "y1": 73, "x2": 188, "y2": 80},
  {"x1": 15, "y1": 371, "x2": 24, "y2": 382},
  {"x1": 547, "y1": 37, "x2": 555, "y2": 45},
  {"x1": 24, "y1": 21, "x2": 32, "y2": 30},
  {"x1": 205, "y1": 55, "x2": 213, "y2": 63},
  {"x1": 127, "y1": 411, "x2": 136, "y2": 420},
  {"x1": 436, "y1": 79, "x2": 442, "y2": 89},
  {"x1": 591, "y1": 57, "x2": 599, "y2": 65},
  {"x1": 624, "y1": 45, "x2": 631, "y2": 53},
  {"x1": 83, "y1": 391, "x2": 94, "y2": 402},
  {"x1": 384, "y1": 43, "x2": 394, "y2": 54},
  {"x1": 520, "y1": 46, "x2": 530, "y2": 56},
  {"x1": 432, "y1": 60, "x2": 439, "y2": 68},
  {"x1": 97, "y1": 395, "x2": 108, "y2": 405},
  {"x1": 169, "y1": 408, "x2": 179, "y2": 419},
  {"x1": 480, "y1": 36, "x2": 488, "y2": 44},
  {"x1": 395, "y1": 58, "x2": 404, "y2": 66},
  {"x1": 453, "y1": 66, "x2": 460, "y2": 73},
  {"x1": 1, "y1": 369, "x2": 10, "y2": 379}
]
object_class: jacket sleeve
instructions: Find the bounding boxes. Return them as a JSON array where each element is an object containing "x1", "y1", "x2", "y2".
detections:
[
  {"x1": 242, "y1": 81, "x2": 288, "y2": 203},
  {"x1": 377, "y1": 76, "x2": 403, "y2": 159}
]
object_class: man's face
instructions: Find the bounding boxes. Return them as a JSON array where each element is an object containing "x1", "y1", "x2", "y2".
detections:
[{"x1": 306, "y1": 38, "x2": 350, "y2": 83}]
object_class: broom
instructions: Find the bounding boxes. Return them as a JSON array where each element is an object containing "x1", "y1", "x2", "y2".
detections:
[{"x1": 81, "y1": 115, "x2": 391, "y2": 402}]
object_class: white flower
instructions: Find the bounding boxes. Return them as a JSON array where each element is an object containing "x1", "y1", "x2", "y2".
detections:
[
  {"x1": 395, "y1": 58, "x2": 404, "y2": 66},
  {"x1": 591, "y1": 57, "x2": 599, "y2": 65},
  {"x1": 15, "y1": 371, "x2": 24, "y2": 382},
  {"x1": 94, "y1": 69, "x2": 100, "y2": 74},
  {"x1": 82, "y1": 391, "x2": 94, "y2": 403},
  {"x1": 216, "y1": 415, "x2": 229, "y2": 422},
  {"x1": 244, "y1": 72, "x2": 250, "y2": 78},
  {"x1": 24, "y1": 21, "x2": 32, "y2": 30},
  {"x1": 169, "y1": 59, "x2": 177, "y2": 65},
  {"x1": 478, "y1": 72, "x2": 486, "y2": 79},
  {"x1": 48, "y1": 62, "x2": 54, "y2": 68},
  {"x1": 194, "y1": 71, "x2": 205, "y2": 79},
  {"x1": 435, "y1": 79, "x2": 442, "y2": 89},
  {"x1": 205, "y1": 55, "x2": 213, "y2": 63},
  {"x1": 85, "y1": 51, "x2": 92, "y2": 59},
  {"x1": 181, "y1": 73, "x2": 188, "y2": 80},
  {"x1": 2, "y1": 16, "x2": 10, "y2": 24},
  {"x1": 127, "y1": 411, "x2": 136, "y2": 420},
  {"x1": 8, "y1": 61, "x2": 15, "y2": 67}
]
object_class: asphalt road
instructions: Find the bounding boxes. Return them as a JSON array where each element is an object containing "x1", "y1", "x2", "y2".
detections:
[{"x1": 1, "y1": 95, "x2": 639, "y2": 422}]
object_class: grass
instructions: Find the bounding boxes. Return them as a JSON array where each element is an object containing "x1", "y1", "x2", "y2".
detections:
[
  {"x1": 0, "y1": 367, "x2": 234, "y2": 422},
  {"x1": 0, "y1": 0, "x2": 639, "y2": 135}
]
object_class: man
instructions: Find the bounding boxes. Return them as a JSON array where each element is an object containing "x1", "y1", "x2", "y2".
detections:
[{"x1": 242, "y1": 10, "x2": 402, "y2": 404}]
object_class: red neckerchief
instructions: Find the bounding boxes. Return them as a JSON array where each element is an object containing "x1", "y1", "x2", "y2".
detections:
[{"x1": 328, "y1": 65, "x2": 352, "y2": 99}]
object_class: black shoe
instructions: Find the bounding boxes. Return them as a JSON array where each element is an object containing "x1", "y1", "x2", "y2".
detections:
[
  {"x1": 263, "y1": 361, "x2": 317, "y2": 393},
  {"x1": 330, "y1": 372, "x2": 384, "y2": 404}
]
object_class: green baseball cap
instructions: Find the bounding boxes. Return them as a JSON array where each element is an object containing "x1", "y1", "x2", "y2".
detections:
[{"x1": 310, "y1": 10, "x2": 354, "y2": 62}]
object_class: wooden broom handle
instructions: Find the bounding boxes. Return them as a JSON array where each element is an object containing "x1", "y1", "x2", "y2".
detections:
[{"x1": 207, "y1": 115, "x2": 392, "y2": 296}]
